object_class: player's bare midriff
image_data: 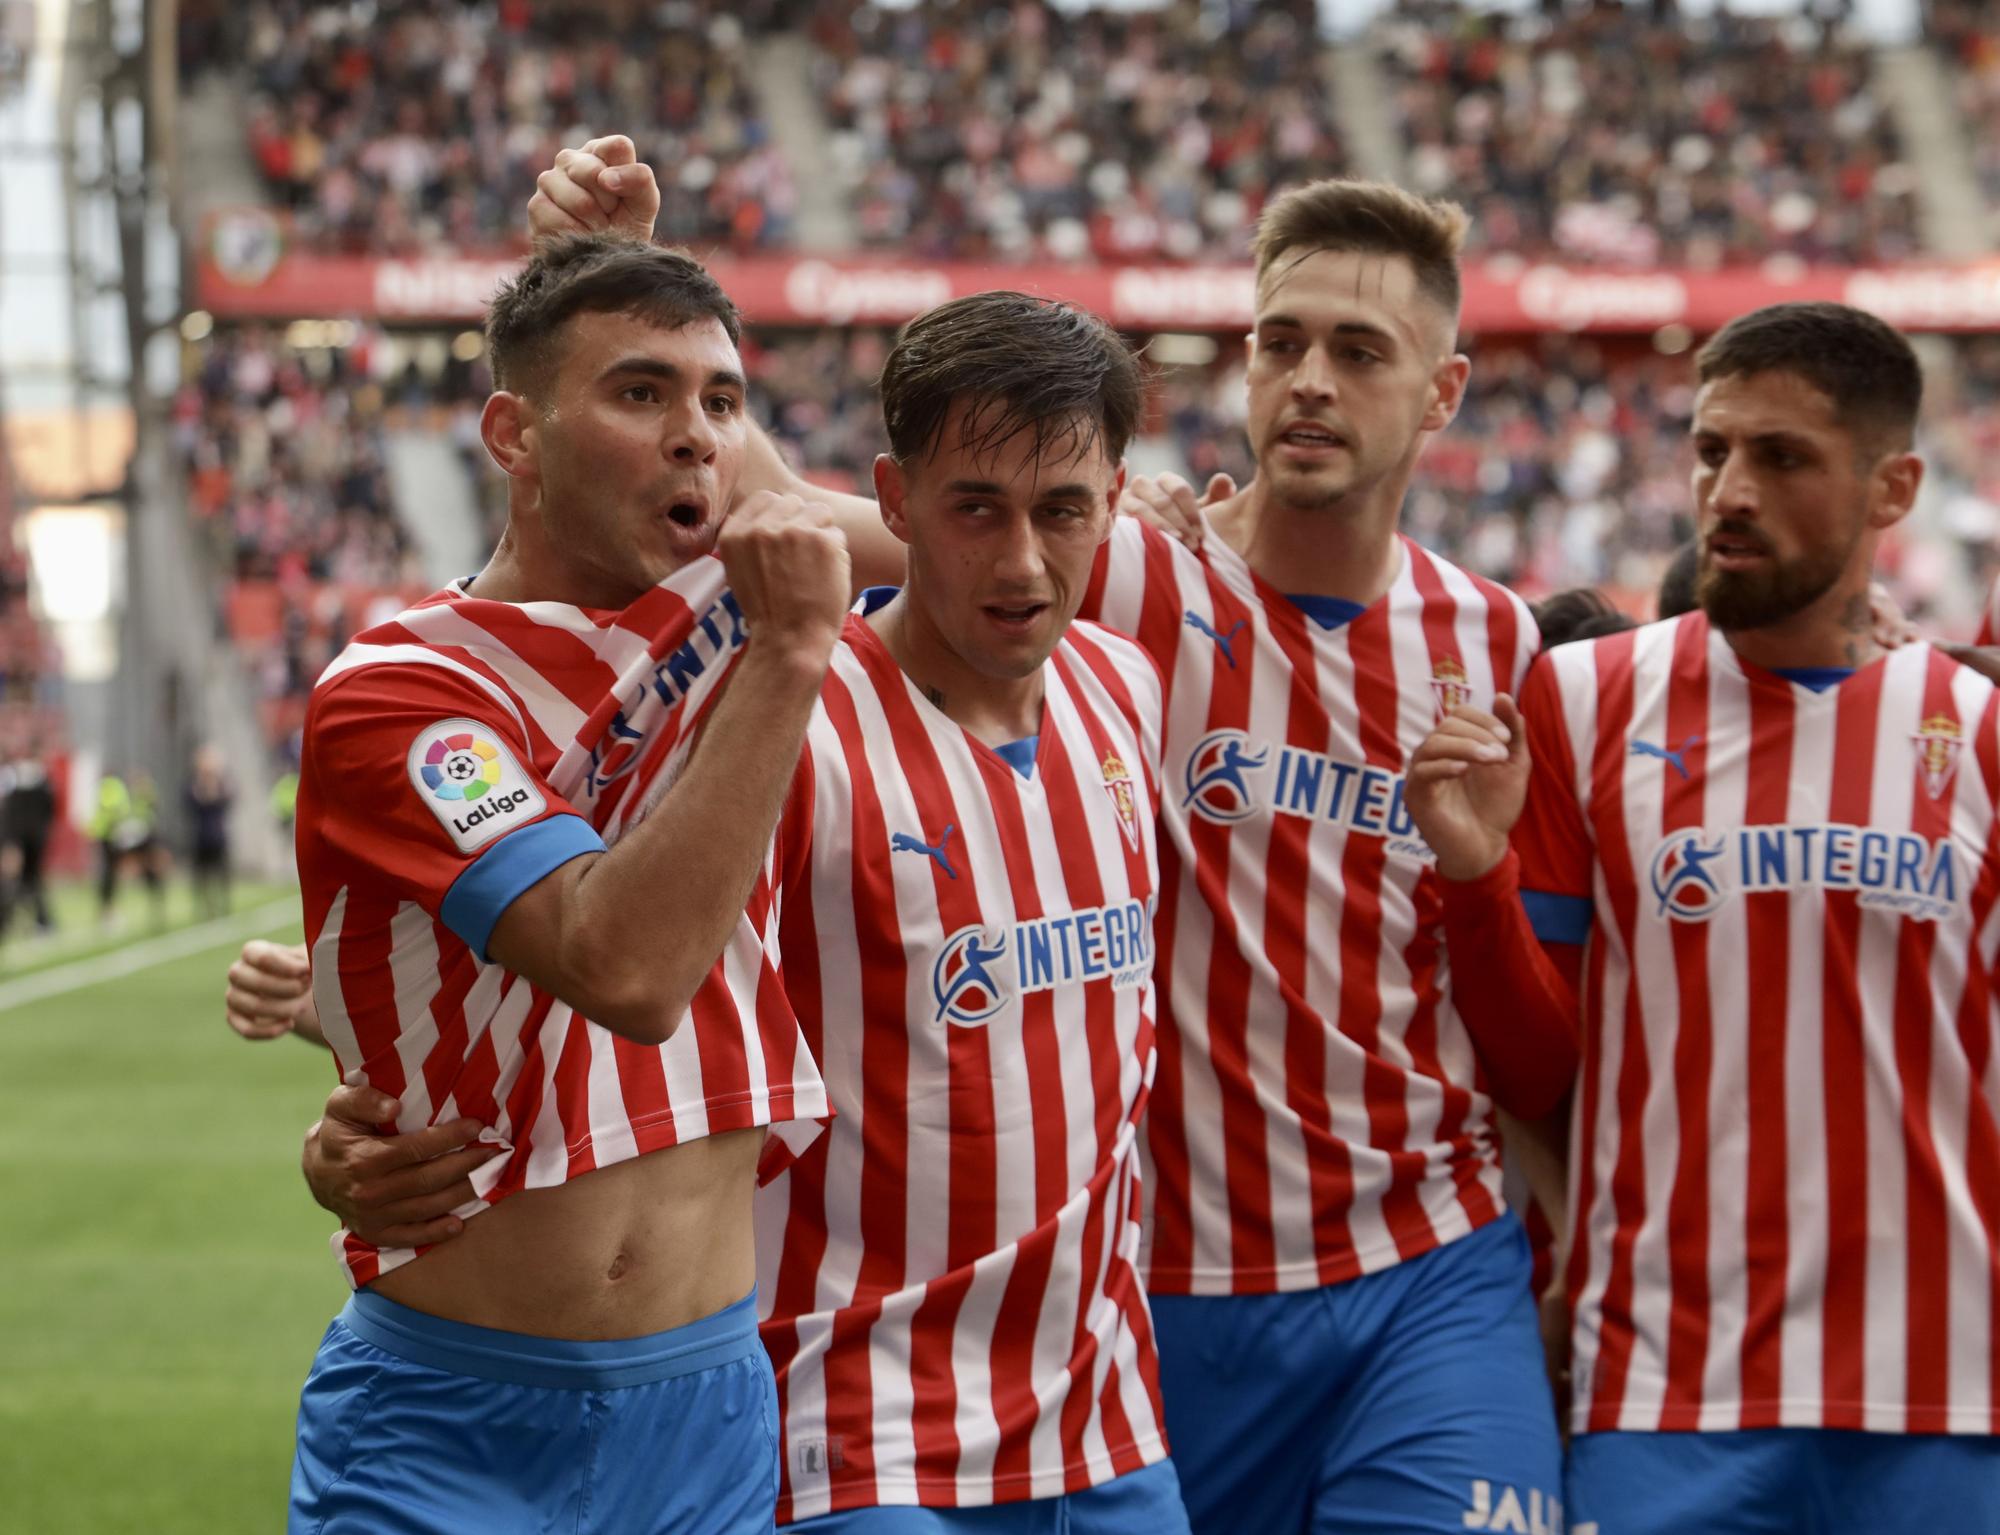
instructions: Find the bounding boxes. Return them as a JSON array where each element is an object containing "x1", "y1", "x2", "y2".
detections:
[{"x1": 367, "y1": 1126, "x2": 764, "y2": 1339}]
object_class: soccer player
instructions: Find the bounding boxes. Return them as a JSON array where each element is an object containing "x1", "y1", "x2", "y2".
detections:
[
  {"x1": 1406, "y1": 301, "x2": 2000, "y2": 1531},
  {"x1": 524, "y1": 145, "x2": 1569, "y2": 1534},
  {"x1": 238, "y1": 288, "x2": 1190, "y2": 1532},
  {"x1": 753, "y1": 290, "x2": 1182, "y2": 1530},
  {"x1": 284, "y1": 232, "x2": 849, "y2": 1533}
]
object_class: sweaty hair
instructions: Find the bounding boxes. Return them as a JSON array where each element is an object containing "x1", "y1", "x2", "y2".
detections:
[
  {"x1": 1533, "y1": 587, "x2": 1637, "y2": 652},
  {"x1": 1695, "y1": 301, "x2": 1922, "y2": 457},
  {"x1": 1252, "y1": 179, "x2": 1469, "y2": 318},
  {"x1": 1657, "y1": 541, "x2": 1700, "y2": 620},
  {"x1": 485, "y1": 233, "x2": 742, "y2": 400},
  {"x1": 879, "y1": 290, "x2": 1144, "y2": 468}
]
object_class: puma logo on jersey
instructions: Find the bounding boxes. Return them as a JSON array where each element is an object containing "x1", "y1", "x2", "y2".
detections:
[
  {"x1": 1461, "y1": 1478, "x2": 1567, "y2": 1533},
  {"x1": 892, "y1": 824, "x2": 958, "y2": 880},
  {"x1": 1629, "y1": 733, "x2": 1703, "y2": 780},
  {"x1": 1184, "y1": 611, "x2": 1247, "y2": 669}
]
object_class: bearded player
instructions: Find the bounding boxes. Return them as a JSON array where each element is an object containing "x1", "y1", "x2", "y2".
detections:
[
  {"x1": 1406, "y1": 301, "x2": 2000, "y2": 1531},
  {"x1": 281, "y1": 233, "x2": 848, "y2": 1533}
]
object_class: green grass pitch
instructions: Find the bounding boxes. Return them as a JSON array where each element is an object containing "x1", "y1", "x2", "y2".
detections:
[{"x1": 0, "y1": 882, "x2": 344, "y2": 1532}]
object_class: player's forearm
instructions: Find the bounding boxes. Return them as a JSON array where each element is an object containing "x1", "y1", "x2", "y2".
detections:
[
  {"x1": 543, "y1": 643, "x2": 824, "y2": 1042},
  {"x1": 1439, "y1": 850, "x2": 1580, "y2": 1118},
  {"x1": 737, "y1": 421, "x2": 904, "y2": 591}
]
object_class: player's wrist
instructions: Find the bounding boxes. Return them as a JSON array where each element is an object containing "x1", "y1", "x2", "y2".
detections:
[{"x1": 1432, "y1": 838, "x2": 1512, "y2": 885}]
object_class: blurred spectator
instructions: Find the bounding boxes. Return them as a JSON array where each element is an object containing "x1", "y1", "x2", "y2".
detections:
[
  {"x1": 1534, "y1": 586, "x2": 1638, "y2": 650},
  {"x1": 1377, "y1": 1, "x2": 1920, "y2": 267},
  {"x1": 186, "y1": 744, "x2": 236, "y2": 920},
  {"x1": 214, "y1": 0, "x2": 794, "y2": 255},
  {"x1": 0, "y1": 748, "x2": 57, "y2": 937},
  {"x1": 92, "y1": 773, "x2": 169, "y2": 931},
  {"x1": 808, "y1": 0, "x2": 1346, "y2": 261},
  {"x1": 1658, "y1": 541, "x2": 1701, "y2": 620}
]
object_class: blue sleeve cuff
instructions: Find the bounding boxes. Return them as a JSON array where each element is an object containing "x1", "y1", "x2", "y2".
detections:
[
  {"x1": 1521, "y1": 888, "x2": 1592, "y2": 946},
  {"x1": 440, "y1": 813, "x2": 606, "y2": 961}
]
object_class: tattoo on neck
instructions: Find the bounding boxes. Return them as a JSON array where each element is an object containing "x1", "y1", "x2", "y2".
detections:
[
  {"x1": 1839, "y1": 593, "x2": 1870, "y2": 634},
  {"x1": 925, "y1": 686, "x2": 945, "y2": 710}
]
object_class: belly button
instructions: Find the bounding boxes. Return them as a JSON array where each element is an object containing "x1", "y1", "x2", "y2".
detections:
[{"x1": 606, "y1": 1251, "x2": 632, "y2": 1282}]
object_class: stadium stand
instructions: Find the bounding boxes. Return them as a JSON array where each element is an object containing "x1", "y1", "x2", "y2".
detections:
[
  {"x1": 805, "y1": 0, "x2": 1346, "y2": 260},
  {"x1": 1930, "y1": 0, "x2": 2000, "y2": 225},
  {"x1": 1376, "y1": 0, "x2": 1922, "y2": 265},
  {"x1": 190, "y1": 0, "x2": 795, "y2": 255},
  {"x1": 173, "y1": 326, "x2": 436, "y2": 754}
]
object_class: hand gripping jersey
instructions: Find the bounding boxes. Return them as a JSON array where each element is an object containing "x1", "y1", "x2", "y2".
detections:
[
  {"x1": 1519, "y1": 613, "x2": 2000, "y2": 1435},
  {"x1": 755, "y1": 609, "x2": 1171, "y2": 1519},
  {"x1": 296, "y1": 558, "x2": 828, "y2": 1288},
  {"x1": 1078, "y1": 518, "x2": 1539, "y2": 1295}
]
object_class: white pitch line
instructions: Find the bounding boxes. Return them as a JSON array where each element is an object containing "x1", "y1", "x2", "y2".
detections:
[{"x1": 0, "y1": 898, "x2": 301, "y2": 1016}]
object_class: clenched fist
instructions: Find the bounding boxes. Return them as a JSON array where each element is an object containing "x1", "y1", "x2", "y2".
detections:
[
  {"x1": 717, "y1": 491, "x2": 852, "y2": 670},
  {"x1": 528, "y1": 136, "x2": 661, "y2": 244}
]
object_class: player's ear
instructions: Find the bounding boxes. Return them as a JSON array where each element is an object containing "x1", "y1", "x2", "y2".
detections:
[
  {"x1": 481, "y1": 392, "x2": 537, "y2": 480},
  {"x1": 873, "y1": 455, "x2": 915, "y2": 545},
  {"x1": 1423, "y1": 352, "x2": 1472, "y2": 434},
  {"x1": 1868, "y1": 450, "x2": 1924, "y2": 532},
  {"x1": 1097, "y1": 463, "x2": 1127, "y2": 545}
]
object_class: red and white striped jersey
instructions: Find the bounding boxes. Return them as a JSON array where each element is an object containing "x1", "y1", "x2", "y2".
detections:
[
  {"x1": 1518, "y1": 613, "x2": 2000, "y2": 1435},
  {"x1": 298, "y1": 557, "x2": 827, "y2": 1289},
  {"x1": 755, "y1": 607, "x2": 1170, "y2": 1519},
  {"x1": 1079, "y1": 517, "x2": 1539, "y2": 1295}
]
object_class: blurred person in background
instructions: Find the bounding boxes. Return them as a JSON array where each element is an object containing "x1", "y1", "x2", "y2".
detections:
[
  {"x1": 186, "y1": 744, "x2": 235, "y2": 920},
  {"x1": 1532, "y1": 587, "x2": 1638, "y2": 651},
  {"x1": 92, "y1": 770, "x2": 169, "y2": 931},
  {"x1": 0, "y1": 742, "x2": 56, "y2": 938}
]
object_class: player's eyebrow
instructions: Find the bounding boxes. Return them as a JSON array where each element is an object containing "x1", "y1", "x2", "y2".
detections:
[
  {"x1": 599, "y1": 358, "x2": 747, "y2": 393},
  {"x1": 1256, "y1": 315, "x2": 1398, "y2": 344},
  {"x1": 1691, "y1": 426, "x2": 1821, "y2": 454}
]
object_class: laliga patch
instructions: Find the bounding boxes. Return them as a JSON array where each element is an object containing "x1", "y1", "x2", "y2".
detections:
[{"x1": 406, "y1": 718, "x2": 546, "y2": 853}]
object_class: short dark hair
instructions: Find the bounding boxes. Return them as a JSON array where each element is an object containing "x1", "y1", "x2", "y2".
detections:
[
  {"x1": 1534, "y1": 587, "x2": 1637, "y2": 652},
  {"x1": 1253, "y1": 179, "x2": 1468, "y2": 319},
  {"x1": 878, "y1": 291, "x2": 1145, "y2": 470},
  {"x1": 485, "y1": 233, "x2": 742, "y2": 400},
  {"x1": 1695, "y1": 302, "x2": 1922, "y2": 456},
  {"x1": 1657, "y1": 541, "x2": 1700, "y2": 620}
]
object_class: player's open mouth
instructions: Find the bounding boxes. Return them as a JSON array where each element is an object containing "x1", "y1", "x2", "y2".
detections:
[
  {"x1": 983, "y1": 602, "x2": 1049, "y2": 635},
  {"x1": 656, "y1": 497, "x2": 717, "y2": 549},
  {"x1": 1277, "y1": 422, "x2": 1348, "y2": 457},
  {"x1": 1706, "y1": 530, "x2": 1769, "y2": 569}
]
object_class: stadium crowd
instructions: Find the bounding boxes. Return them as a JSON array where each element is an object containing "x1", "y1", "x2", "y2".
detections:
[
  {"x1": 1377, "y1": 0, "x2": 1922, "y2": 265},
  {"x1": 173, "y1": 327, "x2": 433, "y2": 752},
  {"x1": 806, "y1": 0, "x2": 1344, "y2": 260},
  {"x1": 1930, "y1": 0, "x2": 2000, "y2": 231},
  {"x1": 184, "y1": 0, "x2": 796, "y2": 254}
]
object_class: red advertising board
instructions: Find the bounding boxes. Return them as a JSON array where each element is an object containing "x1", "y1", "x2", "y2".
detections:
[{"x1": 194, "y1": 213, "x2": 2000, "y2": 334}]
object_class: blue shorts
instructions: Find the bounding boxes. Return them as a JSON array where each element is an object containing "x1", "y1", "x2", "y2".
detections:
[
  {"x1": 1150, "y1": 1213, "x2": 1563, "y2": 1535},
  {"x1": 290, "y1": 1288, "x2": 778, "y2": 1534},
  {"x1": 1567, "y1": 1427, "x2": 2000, "y2": 1534},
  {"x1": 783, "y1": 1460, "x2": 1188, "y2": 1533}
]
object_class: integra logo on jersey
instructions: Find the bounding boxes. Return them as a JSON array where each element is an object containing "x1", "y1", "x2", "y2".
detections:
[
  {"x1": 1180, "y1": 728, "x2": 1432, "y2": 860},
  {"x1": 407, "y1": 718, "x2": 547, "y2": 853},
  {"x1": 583, "y1": 591, "x2": 747, "y2": 797},
  {"x1": 931, "y1": 896, "x2": 1158, "y2": 1027},
  {"x1": 1648, "y1": 823, "x2": 1959, "y2": 923}
]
